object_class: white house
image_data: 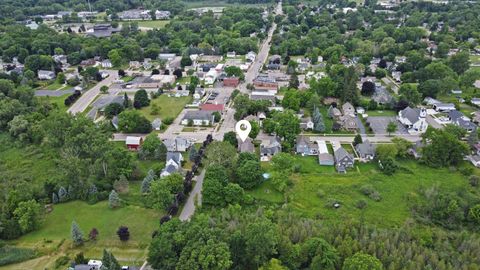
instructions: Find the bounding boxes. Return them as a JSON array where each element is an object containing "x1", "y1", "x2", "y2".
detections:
[
  {"x1": 433, "y1": 103, "x2": 456, "y2": 112},
  {"x1": 246, "y1": 51, "x2": 256, "y2": 62},
  {"x1": 471, "y1": 98, "x2": 480, "y2": 106},
  {"x1": 204, "y1": 69, "x2": 218, "y2": 85},
  {"x1": 397, "y1": 107, "x2": 428, "y2": 134},
  {"x1": 160, "y1": 152, "x2": 183, "y2": 178},
  {"x1": 181, "y1": 111, "x2": 214, "y2": 126},
  {"x1": 38, "y1": 70, "x2": 56, "y2": 80},
  {"x1": 469, "y1": 155, "x2": 480, "y2": 167},
  {"x1": 101, "y1": 60, "x2": 112, "y2": 68}
]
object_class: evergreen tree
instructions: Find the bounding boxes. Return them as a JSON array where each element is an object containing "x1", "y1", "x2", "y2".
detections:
[
  {"x1": 108, "y1": 190, "x2": 121, "y2": 208},
  {"x1": 141, "y1": 169, "x2": 156, "y2": 193},
  {"x1": 101, "y1": 249, "x2": 121, "y2": 270},
  {"x1": 123, "y1": 93, "x2": 130, "y2": 108},
  {"x1": 189, "y1": 146, "x2": 198, "y2": 162},
  {"x1": 52, "y1": 193, "x2": 59, "y2": 204},
  {"x1": 313, "y1": 106, "x2": 325, "y2": 132},
  {"x1": 353, "y1": 134, "x2": 363, "y2": 146},
  {"x1": 88, "y1": 184, "x2": 98, "y2": 203},
  {"x1": 58, "y1": 186, "x2": 68, "y2": 202},
  {"x1": 67, "y1": 185, "x2": 75, "y2": 200},
  {"x1": 117, "y1": 226, "x2": 130, "y2": 241},
  {"x1": 71, "y1": 220, "x2": 84, "y2": 246}
]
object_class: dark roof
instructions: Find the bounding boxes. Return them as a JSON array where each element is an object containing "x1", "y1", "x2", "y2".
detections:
[
  {"x1": 334, "y1": 147, "x2": 353, "y2": 163},
  {"x1": 448, "y1": 110, "x2": 464, "y2": 121},
  {"x1": 166, "y1": 152, "x2": 182, "y2": 164},
  {"x1": 183, "y1": 111, "x2": 213, "y2": 121},
  {"x1": 355, "y1": 141, "x2": 376, "y2": 157},
  {"x1": 238, "y1": 138, "x2": 255, "y2": 153},
  {"x1": 400, "y1": 107, "x2": 420, "y2": 123}
]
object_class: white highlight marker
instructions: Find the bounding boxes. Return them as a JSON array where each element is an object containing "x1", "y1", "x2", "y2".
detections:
[{"x1": 235, "y1": 120, "x2": 252, "y2": 142}]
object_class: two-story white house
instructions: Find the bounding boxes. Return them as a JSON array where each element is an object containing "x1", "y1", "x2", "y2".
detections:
[{"x1": 397, "y1": 107, "x2": 428, "y2": 134}]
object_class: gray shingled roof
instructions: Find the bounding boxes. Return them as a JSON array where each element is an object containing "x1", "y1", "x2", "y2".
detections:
[
  {"x1": 166, "y1": 152, "x2": 182, "y2": 164},
  {"x1": 334, "y1": 147, "x2": 353, "y2": 163},
  {"x1": 355, "y1": 141, "x2": 376, "y2": 157},
  {"x1": 400, "y1": 107, "x2": 420, "y2": 123},
  {"x1": 183, "y1": 111, "x2": 213, "y2": 121}
]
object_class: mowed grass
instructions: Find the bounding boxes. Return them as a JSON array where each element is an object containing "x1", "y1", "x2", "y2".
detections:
[
  {"x1": 5, "y1": 201, "x2": 162, "y2": 269},
  {"x1": 366, "y1": 110, "x2": 397, "y2": 117},
  {"x1": 251, "y1": 156, "x2": 472, "y2": 228},
  {"x1": 37, "y1": 94, "x2": 69, "y2": 112},
  {"x1": 127, "y1": 20, "x2": 170, "y2": 29},
  {"x1": 139, "y1": 95, "x2": 191, "y2": 121}
]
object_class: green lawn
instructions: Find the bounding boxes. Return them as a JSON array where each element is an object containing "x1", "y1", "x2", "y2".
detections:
[
  {"x1": 366, "y1": 110, "x2": 397, "y2": 117},
  {"x1": 139, "y1": 95, "x2": 191, "y2": 121},
  {"x1": 5, "y1": 201, "x2": 162, "y2": 269},
  {"x1": 120, "y1": 20, "x2": 170, "y2": 29},
  {"x1": 250, "y1": 156, "x2": 473, "y2": 228},
  {"x1": 37, "y1": 94, "x2": 69, "y2": 112}
]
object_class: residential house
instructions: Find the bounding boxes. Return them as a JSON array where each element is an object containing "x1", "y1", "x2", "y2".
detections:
[
  {"x1": 73, "y1": 260, "x2": 103, "y2": 270},
  {"x1": 317, "y1": 140, "x2": 334, "y2": 166},
  {"x1": 226, "y1": 51, "x2": 236, "y2": 58},
  {"x1": 328, "y1": 106, "x2": 342, "y2": 119},
  {"x1": 143, "y1": 58, "x2": 152, "y2": 70},
  {"x1": 246, "y1": 51, "x2": 256, "y2": 62},
  {"x1": 53, "y1": 55, "x2": 68, "y2": 66},
  {"x1": 392, "y1": 71, "x2": 402, "y2": 82},
  {"x1": 126, "y1": 136, "x2": 143, "y2": 151},
  {"x1": 296, "y1": 136, "x2": 318, "y2": 156},
  {"x1": 471, "y1": 98, "x2": 480, "y2": 106},
  {"x1": 300, "y1": 117, "x2": 314, "y2": 130},
  {"x1": 38, "y1": 70, "x2": 56, "y2": 80},
  {"x1": 151, "y1": 118, "x2": 162, "y2": 131},
  {"x1": 334, "y1": 147, "x2": 354, "y2": 173},
  {"x1": 238, "y1": 138, "x2": 255, "y2": 153},
  {"x1": 342, "y1": 115, "x2": 358, "y2": 131},
  {"x1": 158, "y1": 53, "x2": 176, "y2": 61},
  {"x1": 260, "y1": 136, "x2": 282, "y2": 161},
  {"x1": 101, "y1": 60, "x2": 112, "y2": 68},
  {"x1": 472, "y1": 111, "x2": 480, "y2": 124},
  {"x1": 181, "y1": 111, "x2": 214, "y2": 126},
  {"x1": 355, "y1": 141, "x2": 376, "y2": 162},
  {"x1": 342, "y1": 102, "x2": 355, "y2": 117},
  {"x1": 163, "y1": 137, "x2": 191, "y2": 152},
  {"x1": 474, "y1": 80, "x2": 480, "y2": 89},
  {"x1": 397, "y1": 107, "x2": 428, "y2": 134},
  {"x1": 433, "y1": 103, "x2": 456, "y2": 112},
  {"x1": 356, "y1": 107, "x2": 365, "y2": 114},
  {"x1": 473, "y1": 143, "x2": 480, "y2": 156},
  {"x1": 136, "y1": 75, "x2": 176, "y2": 88},
  {"x1": 160, "y1": 152, "x2": 183, "y2": 178},
  {"x1": 469, "y1": 155, "x2": 480, "y2": 168},
  {"x1": 129, "y1": 61, "x2": 141, "y2": 69},
  {"x1": 448, "y1": 110, "x2": 477, "y2": 132},
  {"x1": 198, "y1": 55, "x2": 223, "y2": 63},
  {"x1": 268, "y1": 55, "x2": 281, "y2": 65},
  {"x1": 80, "y1": 59, "x2": 96, "y2": 67},
  {"x1": 423, "y1": 97, "x2": 441, "y2": 106}
]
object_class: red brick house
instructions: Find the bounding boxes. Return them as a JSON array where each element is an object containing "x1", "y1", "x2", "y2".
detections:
[{"x1": 223, "y1": 77, "x2": 240, "y2": 87}]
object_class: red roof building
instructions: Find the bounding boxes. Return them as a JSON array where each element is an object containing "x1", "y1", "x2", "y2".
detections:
[
  {"x1": 200, "y1": 104, "x2": 225, "y2": 112},
  {"x1": 223, "y1": 77, "x2": 240, "y2": 87},
  {"x1": 126, "y1": 136, "x2": 143, "y2": 151}
]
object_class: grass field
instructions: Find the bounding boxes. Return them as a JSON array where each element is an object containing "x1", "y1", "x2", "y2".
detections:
[
  {"x1": 183, "y1": 0, "x2": 270, "y2": 8},
  {"x1": 37, "y1": 94, "x2": 69, "y2": 112},
  {"x1": 117, "y1": 20, "x2": 169, "y2": 29},
  {"x1": 0, "y1": 134, "x2": 62, "y2": 189},
  {"x1": 4, "y1": 200, "x2": 161, "y2": 269},
  {"x1": 250, "y1": 156, "x2": 473, "y2": 228},
  {"x1": 139, "y1": 95, "x2": 191, "y2": 121},
  {"x1": 366, "y1": 110, "x2": 397, "y2": 117}
]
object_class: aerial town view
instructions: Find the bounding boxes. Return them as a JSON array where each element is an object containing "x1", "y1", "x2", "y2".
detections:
[{"x1": 1, "y1": 0, "x2": 480, "y2": 269}]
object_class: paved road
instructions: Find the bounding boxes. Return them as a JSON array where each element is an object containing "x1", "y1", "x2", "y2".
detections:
[
  {"x1": 308, "y1": 134, "x2": 422, "y2": 143},
  {"x1": 179, "y1": 169, "x2": 205, "y2": 221},
  {"x1": 67, "y1": 70, "x2": 119, "y2": 114}
]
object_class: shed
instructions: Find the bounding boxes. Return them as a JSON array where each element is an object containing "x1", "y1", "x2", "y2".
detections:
[{"x1": 126, "y1": 136, "x2": 143, "y2": 151}]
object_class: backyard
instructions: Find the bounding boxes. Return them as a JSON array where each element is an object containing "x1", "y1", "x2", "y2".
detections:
[
  {"x1": 139, "y1": 95, "x2": 191, "y2": 121},
  {"x1": 250, "y1": 156, "x2": 475, "y2": 228},
  {"x1": 3, "y1": 200, "x2": 161, "y2": 269}
]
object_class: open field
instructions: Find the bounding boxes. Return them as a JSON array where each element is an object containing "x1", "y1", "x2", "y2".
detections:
[
  {"x1": 37, "y1": 94, "x2": 70, "y2": 112},
  {"x1": 119, "y1": 20, "x2": 170, "y2": 29},
  {"x1": 4, "y1": 200, "x2": 161, "y2": 269},
  {"x1": 182, "y1": 0, "x2": 270, "y2": 8},
  {"x1": 366, "y1": 110, "x2": 397, "y2": 117},
  {"x1": 250, "y1": 156, "x2": 475, "y2": 228},
  {"x1": 139, "y1": 95, "x2": 191, "y2": 121}
]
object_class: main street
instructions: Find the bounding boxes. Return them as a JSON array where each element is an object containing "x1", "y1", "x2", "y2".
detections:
[{"x1": 67, "y1": 69, "x2": 119, "y2": 115}]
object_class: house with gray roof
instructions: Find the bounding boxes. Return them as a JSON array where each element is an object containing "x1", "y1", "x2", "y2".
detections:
[
  {"x1": 238, "y1": 138, "x2": 255, "y2": 153},
  {"x1": 38, "y1": 70, "x2": 55, "y2": 80},
  {"x1": 397, "y1": 107, "x2": 428, "y2": 134},
  {"x1": 160, "y1": 152, "x2": 183, "y2": 178},
  {"x1": 163, "y1": 137, "x2": 191, "y2": 152},
  {"x1": 260, "y1": 136, "x2": 282, "y2": 161},
  {"x1": 317, "y1": 140, "x2": 334, "y2": 166},
  {"x1": 152, "y1": 118, "x2": 162, "y2": 131},
  {"x1": 334, "y1": 147, "x2": 354, "y2": 173},
  {"x1": 300, "y1": 117, "x2": 314, "y2": 130},
  {"x1": 355, "y1": 141, "x2": 376, "y2": 162},
  {"x1": 181, "y1": 111, "x2": 214, "y2": 126},
  {"x1": 448, "y1": 110, "x2": 477, "y2": 132},
  {"x1": 342, "y1": 102, "x2": 355, "y2": 117},
  {"x1": 296, "y1": 136, "x2": 318, "y2": 156}
]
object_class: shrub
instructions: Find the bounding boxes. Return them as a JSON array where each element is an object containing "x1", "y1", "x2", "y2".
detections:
[
  {"x1": 469, "y1": 175, "x2": 479, "y2": 187},
  {"x1": 163, "y1": 117, "x2": 174, "y2": 125},
  {"x1": 54, "y1": 255, "x2": 70, "y2": 269},
  {"x1": 355, "y1": 199, "x2": 368, "y2": 209},
  {"x1": 369, "y1": 191, "x2": 382, "y2": 202}
]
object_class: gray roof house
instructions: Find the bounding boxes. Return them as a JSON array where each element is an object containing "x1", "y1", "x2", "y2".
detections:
[
  {"x1": 152, "y1": 118, "x2": 162, "y2": 130},
  {"x1": 238, "y1": 138, "x2": 255, "y2": 153},
  {"x1": 38, "y1": 70, "x2": 55, "y2": 80},
  {"x1": 181, "y1": 111, "x2": 214, "y2": 126},
  {"x1": 449, "y1": 110, "x2": 477, "y2": 132},
  {"x1": 334, "y1": 147, "x2": 354, "y2": 173},
  {"x1": 328, "y1": 105, "x2": 342, "y2": 119},
  {"x1": 342, "y1": 102, "x2": 355, "y2": 116},
  {"x1": 355, "y1": 141, "x2": 376, "y2": 161},
  {"x1": 160, "y1": 152, "x2": 183, "y2": 178},
  {"x1": 260, "y1": 136, "x2": 282, "y2": 161},
  {"x1": 163, "y1": 137, "x2": 190, "y2": 152},
  {"x1": 296, "y1": 136, "x2": 318, "y2": 156},
  {"x1": 300, "y1": 117, "x2": 314, "y2": 130}
]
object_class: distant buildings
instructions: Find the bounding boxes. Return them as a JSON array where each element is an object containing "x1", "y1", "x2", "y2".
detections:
[{"x1": 87, "y1": 24, "x2": 120, "y2": 38}]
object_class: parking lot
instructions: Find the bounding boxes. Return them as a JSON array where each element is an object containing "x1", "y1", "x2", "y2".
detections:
[
  {"x1": 205, "y1": 87, "x2": 234, "y2": 105},
  {"x1": 366, "y1": 116, "x2": 408, "y2": 135}
]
